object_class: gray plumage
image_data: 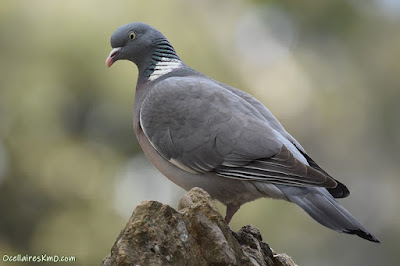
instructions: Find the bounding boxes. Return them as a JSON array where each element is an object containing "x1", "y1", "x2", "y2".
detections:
[{"x1": 106, "y1": 22, "x2": 380, "y2": 243}]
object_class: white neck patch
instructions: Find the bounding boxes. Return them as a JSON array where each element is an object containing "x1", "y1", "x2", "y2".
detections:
[{"x1": 148, "y1": 58, "x2": 182, "y2": 81}]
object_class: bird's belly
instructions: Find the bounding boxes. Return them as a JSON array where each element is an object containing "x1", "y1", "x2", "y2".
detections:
[{"x1": 135, "y1": 128, "x2": 287, "y2": 205}]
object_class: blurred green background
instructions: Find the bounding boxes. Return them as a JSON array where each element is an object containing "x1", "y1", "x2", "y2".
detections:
[{"x1": 1, "y1": 0, "x2": 399, "y2": 265}]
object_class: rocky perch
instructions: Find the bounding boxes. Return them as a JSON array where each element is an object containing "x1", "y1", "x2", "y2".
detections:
[{"x1": 101, "y1": 187, "x2": 297, "y2": 266}]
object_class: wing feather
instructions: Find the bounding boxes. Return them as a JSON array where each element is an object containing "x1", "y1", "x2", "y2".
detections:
[
  {"x1": 140, "y1": 76, "x2": 337, "y2": 189},
  {"x1": 215, "y1": 145, "x2": 337, "y2": 188}
]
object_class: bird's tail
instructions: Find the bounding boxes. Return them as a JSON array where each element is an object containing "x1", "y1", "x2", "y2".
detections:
[{"x1": 278, "y1": 186, "x2": 380, "y2": 243}]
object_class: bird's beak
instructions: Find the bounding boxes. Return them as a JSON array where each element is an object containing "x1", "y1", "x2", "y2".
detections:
[{"x1": 106, "y1": 47, "x2": 122, "y2": 68}]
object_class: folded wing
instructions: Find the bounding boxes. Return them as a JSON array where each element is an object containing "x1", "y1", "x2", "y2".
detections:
[{"x1": 140, "y1": 76, "x2": 337, "y2": 188}]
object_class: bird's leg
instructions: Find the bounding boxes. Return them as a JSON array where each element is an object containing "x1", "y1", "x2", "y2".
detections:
[{"x1": 225, "y1": 203, "x2": 241, "y2": 224}]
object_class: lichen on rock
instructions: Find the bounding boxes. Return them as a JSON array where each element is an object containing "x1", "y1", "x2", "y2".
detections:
[{"x1": 101, "y1": 187, "x2": 297, "y2": 266}]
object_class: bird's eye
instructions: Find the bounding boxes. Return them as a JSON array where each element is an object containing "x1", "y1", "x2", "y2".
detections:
[{"x1": 129, "y1": 32, "x2": 136, "y2": 40}]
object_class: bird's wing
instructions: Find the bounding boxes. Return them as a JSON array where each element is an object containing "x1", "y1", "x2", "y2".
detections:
[
  {"x1": 140, "y1": 76, "x2": 336, "y2": 188},
  {"x1": 217, "y1": 81, "x2": 307, "y2": 153},
  {"x1": 218, "y1": 81, "x2": 344, "y2": 190}
]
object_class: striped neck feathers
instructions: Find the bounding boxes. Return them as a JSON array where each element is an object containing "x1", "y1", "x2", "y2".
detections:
[{"x1": 147, "y1": 39, "x2": 182, "y2": 81}]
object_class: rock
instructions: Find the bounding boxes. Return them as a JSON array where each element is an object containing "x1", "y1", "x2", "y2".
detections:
[
  {"x1": 273, "y1": 253, "x2": 297, "y2": 266},
  {"x1": 233, "y1": 225, "x2": 275, "y2": 266},
  {"x1": 100, "y1": 187, "x2": 297, "y2": 266}
]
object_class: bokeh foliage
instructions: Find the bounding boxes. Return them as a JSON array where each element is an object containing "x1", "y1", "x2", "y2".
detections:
[{"x1": 0, "y1": 0, "x2": 399, "y2": 265}]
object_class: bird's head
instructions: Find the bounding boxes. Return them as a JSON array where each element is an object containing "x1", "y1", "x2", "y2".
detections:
[{"x1": 105, "y1": 22, "x2": 168, "y2": 68}]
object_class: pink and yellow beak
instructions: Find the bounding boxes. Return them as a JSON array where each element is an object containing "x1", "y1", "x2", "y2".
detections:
[{"x1": 106, "y1": 47, "x2": 122, "y2": 68}]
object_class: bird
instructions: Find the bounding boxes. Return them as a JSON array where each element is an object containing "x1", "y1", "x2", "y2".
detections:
[{"x1": 106, "y1": 22, "x2": 380, "y2": 243}]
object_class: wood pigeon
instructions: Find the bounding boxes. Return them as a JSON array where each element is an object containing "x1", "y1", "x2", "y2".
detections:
[{"x1": 106, "y1": 22, "x2": 379, "y2": 243}]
